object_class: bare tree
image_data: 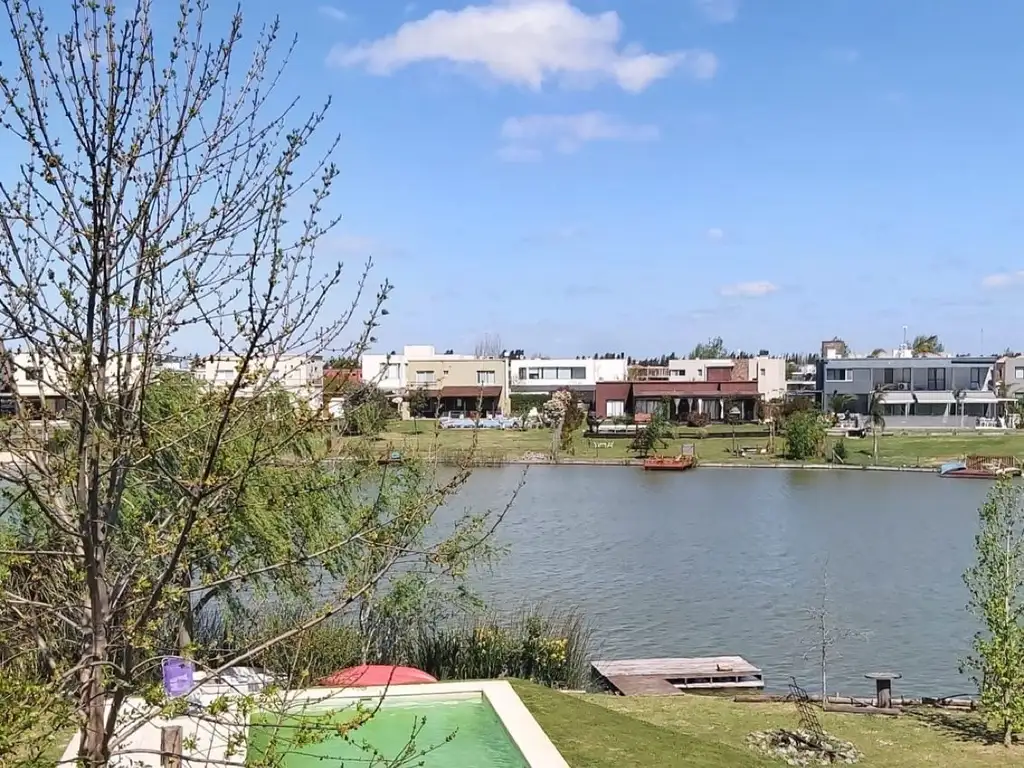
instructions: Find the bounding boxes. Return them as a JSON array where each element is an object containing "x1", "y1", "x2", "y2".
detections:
[
  {"x1": 474, "y1": 333, "x2": 503, "y2": 358},
  {"x1": 0, "y1": 2, "x2": 506, "y2": 766},
  {"x1": 803, "y1": 560, "x2": 867, "y2": 709}
]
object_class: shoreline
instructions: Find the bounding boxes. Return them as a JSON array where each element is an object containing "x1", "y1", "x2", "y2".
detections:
[{"x1": 493, "y1": 457, "x2": 939, "y2": 473}]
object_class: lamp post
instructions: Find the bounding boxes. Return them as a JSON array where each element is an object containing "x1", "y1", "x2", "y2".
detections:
[{"x1": 729, "y1": 405, "x2": 741, "y2": 455}]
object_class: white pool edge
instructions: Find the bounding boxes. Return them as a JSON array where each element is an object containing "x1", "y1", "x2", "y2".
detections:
[{"x1": 60, "y1": 680, "x2": 570, "y2": 768}]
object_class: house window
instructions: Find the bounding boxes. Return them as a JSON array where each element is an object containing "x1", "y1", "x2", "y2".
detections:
[
  {"x1": 528, "y1": 368, "x2": 540, "y2": 380},
  {"x1": 477, "y1": 370, "x2": 495, "y2": 385},
  {"x1": 25, "y1": 367, "x2": 41, "y2": 381},
  {"x1": 970, "y1": 367, "x2": 985, "y2": 389},
  {"x1": 760, "y1": 368, "x2": 766, "y2": 376},
  {"x1": 517, "y1": 367, "x2": 527, "y2": 380},
  {"x1": 825, "y1": 368, "x2": 849, "y2": 382},
  {"x1": 634, "y1": 399, "x2": 662, "y2": 414},
  {"x1": 571, "y1": 367, "x2": 586, "y2": 379},
  {"x1": 606, "y1": 400, "x2": 625, "y2": 417},
  {"x1": 415, "y1": 370, "x2": 435, "y2": 385},
  {"x1": 926, "y1": 367, "x2": 946, "y2": 391},
  {"x1": 556, "y1": 368, "x2": 572, "y2": 380},
  {"x1": 1016, "y1": 366, "x2": 1024, "y2": 380}
]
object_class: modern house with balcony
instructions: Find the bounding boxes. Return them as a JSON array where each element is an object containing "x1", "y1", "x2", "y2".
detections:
[
  {"x1": 594, "y1": 356, "x2": 786, "y2": 421},
  {"x1": 360, "y1": 345, "x2": 510, "y2": 417},
  {"x1": 817, "y1": 355, "x2": 1003, "y2": 428},
  {"x1": 508, "y1": 358, "x2": 627, "y2": 405}
]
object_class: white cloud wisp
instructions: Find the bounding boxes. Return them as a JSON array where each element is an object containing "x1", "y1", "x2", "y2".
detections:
[
  {"x1": 719, "y1": 280, "x2": 778, "y2": 298},
  {"x1": 329, "y1": 0, "x2": 717, "y2": 92},
  {"x1": 498, "y1": 112, "x2": 659, "y2": 160}
]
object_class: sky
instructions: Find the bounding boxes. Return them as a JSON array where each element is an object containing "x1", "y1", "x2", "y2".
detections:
[{"x1": 9, "y1": 0, "x2": 1024, "y2": 358}]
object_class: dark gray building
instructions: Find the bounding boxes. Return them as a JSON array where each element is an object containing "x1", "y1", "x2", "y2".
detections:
[{"x1": 816, "y1": 355, "x2": 1002, "y2": 429}]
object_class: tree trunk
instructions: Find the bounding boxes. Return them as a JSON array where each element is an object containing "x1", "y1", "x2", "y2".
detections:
[
  {"x1": 1004, "y1": 720, "x2": 1013, "y2": 748},
  {"x1": 873, "y1": 428, "x2": 879, "y2": 464}
]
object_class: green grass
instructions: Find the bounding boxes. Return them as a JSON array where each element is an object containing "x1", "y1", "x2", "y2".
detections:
[
  {"x1": 511, "y1": 681, "x2": 772, "y2": 767},
  {"x1": 348, "y1": 420, "x2": 1024, "y2": 469},
  {"x1": 580, "y1": 692, "x2": 1024, "y2": 768}
]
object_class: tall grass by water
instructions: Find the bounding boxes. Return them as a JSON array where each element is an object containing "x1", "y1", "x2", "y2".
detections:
[{"x1": 202, "y1": 604, "x2": 594, "y2": 690}]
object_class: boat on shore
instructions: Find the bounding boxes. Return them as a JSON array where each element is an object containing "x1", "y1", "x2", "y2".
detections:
[
  {"x1": 939, "y1": 455, "x2": 1022, "y2": 480},
  {"x1": 642, "y1": 455, "x2": 696, "y2": 472}
]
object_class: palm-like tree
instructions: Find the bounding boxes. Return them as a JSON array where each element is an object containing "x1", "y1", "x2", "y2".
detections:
[
  {"x1": 868, "y1": 388, "x2": 886, "y2": 463},
  {"x1": 830, "y1": 391, "x2": 856, "y2": 417},
  {"x1": 869, "y1": 348, "x2": 887, "y2": 358},
  {"x1": 912, "y1": 334, "x2": 944, "y2": 356}
]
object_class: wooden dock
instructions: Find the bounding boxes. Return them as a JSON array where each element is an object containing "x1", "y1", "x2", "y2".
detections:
[{"x1": 592, "y1": 656, "x2": 764, "y2": 696}]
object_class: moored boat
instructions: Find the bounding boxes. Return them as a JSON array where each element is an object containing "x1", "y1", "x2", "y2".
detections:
[
  {"x1": 642, "y1": 455, "x2": 695, "y2": 472},
  {"x1": 939, "y1": 456, "x2": 1022, "y2": 479}
]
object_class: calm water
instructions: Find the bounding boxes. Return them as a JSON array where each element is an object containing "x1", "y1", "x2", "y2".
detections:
[
  {"x1": 455, "y1": 466, "x2": 990, "y2": 697},
  {"x1": 248, "y1": 698, "x2": 526, "y2": 767}
]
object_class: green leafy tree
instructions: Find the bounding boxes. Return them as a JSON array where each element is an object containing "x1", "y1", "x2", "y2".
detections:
[
  {"x1": 0, "y1": 2, "x2": 503, "y2": 765},
  {"x1": 869, "y1": 348, "x2": 887, "y2": 358},
  {"x1": 344, "y1": 382, "x2": 394, "y2": 435},
  {"x1": 868, "y1": 388, "x2": 886, "y2": 464},
  {"x1": 912, "y1": 334, "x2": 944, "y2": 356},
  {"x1": 689, "y1": 336, "x2": 728, "y2": 359},
  {"x1": 406, "y1": 387, "x2": 433, "y2": 432},
  {"x1": 963, "y1": 478, "x2": 1024, "y2": 747},
  {"x1": 784, "y1": 411, "x2": 827, "y2": 460},
  {"x1": 631, "y1": 409, "x2": 671, "y2": 458}
]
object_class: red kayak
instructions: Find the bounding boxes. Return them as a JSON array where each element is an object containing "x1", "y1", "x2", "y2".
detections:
[{"x1": 317, "y1": 664, "x2": 438, "y2": 688}]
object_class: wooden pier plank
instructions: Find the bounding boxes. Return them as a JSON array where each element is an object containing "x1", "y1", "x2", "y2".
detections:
[
  {"x1": 604, "y1": 675, "x2": 682, "y2": 696},
  {"x1": 593, "y1": 656, "x2": 762, "y2": 678}
]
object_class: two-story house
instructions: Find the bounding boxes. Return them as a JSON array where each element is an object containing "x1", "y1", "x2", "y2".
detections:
[
  {"x1": 508, "y1": 358, "x2": 628, "y2": 406},
  {"x1": 817, "y1": 355, "x2": 1001, "y2": 428},
  {"x1": 594, "y1": 356, "x2": 786, "y2": 421},
  {"x1": 361, "y1": 345, "x2": 510, "y2": 416},
  {"x1": 197, "y1": 354, "x2": 325, "y2": 411}
]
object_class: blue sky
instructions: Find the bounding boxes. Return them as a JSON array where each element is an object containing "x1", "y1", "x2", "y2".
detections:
[{"x1": 176, "y1": 2, "x2": 1024, "y2": 355}]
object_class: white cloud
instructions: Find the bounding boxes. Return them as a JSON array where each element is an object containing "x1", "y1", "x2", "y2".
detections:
[
  {"x1": 694, "y1": 0, "x2": 738, "y2": 24},
  {"x1": 498, "y1": 112, "x2": 658, "y2": 160},
  {"x1": 705, "y1": 227, "x2": 725, "y2": 241},
  {"x1": 982, "y1": 270, "x2": 1024, "y2": 289},
  {"x1": 329, "y1": 0, "x2": 717, "y2": 92},
  {"x1": 719, "y1": 280, "x2": 778, "y2": 298},
  {"x1": 318, "y1": 5, "x2": 348, "y2": 22}
]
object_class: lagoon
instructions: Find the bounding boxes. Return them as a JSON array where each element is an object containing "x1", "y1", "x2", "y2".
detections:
[{"x1": 459, "y1": 466, "x2": 988, "y2": 697}]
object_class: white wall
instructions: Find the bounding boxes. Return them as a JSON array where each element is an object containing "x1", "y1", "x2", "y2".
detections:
[
  {"x1": 360, "y1": 353, "x2": 406, "y2": 392},
  {"x1": 509, "y1": 358, "x2": 627, "y2": 391},
  {"x1": 198, "y1": 355, "x2": 324, "y2": 409},
  {"x1": 752, "y1": 356, "x2": 787, "y2": 400}
]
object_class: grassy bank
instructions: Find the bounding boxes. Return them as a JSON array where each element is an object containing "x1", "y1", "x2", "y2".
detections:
[
  {"x1": 346, "y1": 420, "x2": 1024, "y2": 469},
  {"x1": 579, "y1": 690, "x2": 1024, "y2": 767}
]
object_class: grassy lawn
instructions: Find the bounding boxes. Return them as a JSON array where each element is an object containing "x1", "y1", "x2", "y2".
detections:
[
  {"x1": 511, "y1": 681, "x2": 773, "y2": 767},
  {"x1": 349, "y1": 420, "x2": 1024, "y2": 469},
  {"x1": 584, "y1": 692, "x2": 1024, "y2": 767}
]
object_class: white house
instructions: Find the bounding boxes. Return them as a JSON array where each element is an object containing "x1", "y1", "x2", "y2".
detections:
[
  {"x1": 508, "y1": 357, "x2": 628, "y2": 404},
  {"x1": 195, "y1": 354, "x2": 324, "y2": 411}
]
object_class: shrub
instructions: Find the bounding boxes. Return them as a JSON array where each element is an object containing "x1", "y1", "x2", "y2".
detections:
[
  {"x1": 784, "y1": 411, "x2": 827, "y2": 460},
  {"x1": 695, "y1": 427, "x2": 709, "y2": 440},
  {"x1": 686, "y1": 412, "x2": 710, "y2": 428},
  {"x1": 832, "y1": 438, "x2": 847, "y2": 462}
]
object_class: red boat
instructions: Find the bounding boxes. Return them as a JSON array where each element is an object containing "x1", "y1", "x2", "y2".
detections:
[{"x1": 642, "y1": 455, "x2": 695, "y2": 472}]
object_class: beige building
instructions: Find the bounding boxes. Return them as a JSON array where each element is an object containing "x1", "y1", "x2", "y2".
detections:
[{"x1": 406, "y1": 354, "x2": 509, "y2": 416}]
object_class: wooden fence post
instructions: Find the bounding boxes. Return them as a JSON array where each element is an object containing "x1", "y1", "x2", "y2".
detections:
[{"x1": 161, "y1": 725, "x2": 183, "y2": 768}]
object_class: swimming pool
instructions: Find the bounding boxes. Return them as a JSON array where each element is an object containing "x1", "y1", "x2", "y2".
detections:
[
  {"x1": 248, "y1": 694, "x2": 527, "y2": 767},
  {"x1": 245, "y1": 682, "x2": 566, "y2": 768}
]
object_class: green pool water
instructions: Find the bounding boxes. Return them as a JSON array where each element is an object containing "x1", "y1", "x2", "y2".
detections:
[{"x1": 247, "y1": 696, "x2": 529, "y2": 767}]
